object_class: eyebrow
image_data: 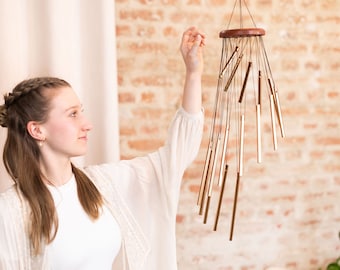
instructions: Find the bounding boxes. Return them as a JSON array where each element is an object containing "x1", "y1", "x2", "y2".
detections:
[{"x1": 64, "y1": 103, "x2": 83, "y2": 113}]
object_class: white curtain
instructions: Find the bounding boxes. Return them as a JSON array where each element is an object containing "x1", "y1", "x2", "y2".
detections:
[{"x1": 0, "y1": 0, "x2": 120, "y2": 190}]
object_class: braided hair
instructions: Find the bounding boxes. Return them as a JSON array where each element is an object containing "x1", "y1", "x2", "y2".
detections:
[{"x1": 1, "y1": 77, "x2": 103, "y2": 255}]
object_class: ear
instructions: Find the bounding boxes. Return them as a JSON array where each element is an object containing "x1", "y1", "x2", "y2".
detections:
[{"x1": 26, "y1": 121, "x2": 45, "y2": 141}]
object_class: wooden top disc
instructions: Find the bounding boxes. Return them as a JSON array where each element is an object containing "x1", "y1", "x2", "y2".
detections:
[{"x1": 219, "y1": 28, "x2": 265, "y2": 38}]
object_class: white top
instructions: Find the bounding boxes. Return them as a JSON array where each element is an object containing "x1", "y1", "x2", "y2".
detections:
[
  {"x1": 0, "y1": 108, "x2": 204, "y2": 270},
  {"x1": 46, "y1": 175, "x2": 121, "y2": 270}
]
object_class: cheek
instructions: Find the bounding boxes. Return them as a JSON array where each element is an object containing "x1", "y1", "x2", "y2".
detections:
[{"x1": 45, "y1": 121, "x2": 76, "y2": 140}]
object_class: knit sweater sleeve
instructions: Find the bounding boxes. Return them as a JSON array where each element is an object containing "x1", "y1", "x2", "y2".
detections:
[
  {"x1": 87, "y1": 107, "x2": 204, "y2": 270},
  {"x1": 0, "y1": 187, "x2": 30, "y2": 270},
  {"x1": 117, "y1": 107, "x2": 204, "y2": 216}
]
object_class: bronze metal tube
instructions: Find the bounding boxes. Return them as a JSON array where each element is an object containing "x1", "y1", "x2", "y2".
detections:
[
  {"x1": 213, "y1": 164, "x2": 228, "y2": 231},
  {"x1": 269, "y1": 94, "x2": 278, "y2": 150},
  {"x1": 239, "y1": 114, "x2": 245, "y2": 177},
  {"x1": 268, "y1": 78, "x2": 285, "y2": 138},
  {"x1": 198, "y1": 146, "x2": 212, "y2": 208},
  {"x1": 275, "y1": 91, "x2": 285, "y2": 138},
  {"x1": 229, "y1": 172, "x2": 241, "y2": 241},
  {"x1": 258, "y1": 70, "x2": 262, "y2": 105},
  {"x1": 219, "y1": 46, "x2": 239, "y2": 78},
  {"x1": 218, "y1": 124, "x2": 230, "y2": 186},
  {"x1": 224, "y1": 54, "x2": 243, "y2": 92},
  {"x1": 203, "y1": 195, "x2": 211, "y2": 224},
  {"x1": 256, "y1": 104, "x2": 262, "y2": 163},
  {"x1": 239, "y1": 62, "x2": 252, "y2": 103}
]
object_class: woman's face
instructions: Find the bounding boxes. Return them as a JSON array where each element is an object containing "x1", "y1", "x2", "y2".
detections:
[{"x1": 40, "y1": 86, "x2": 93, "y2": 159}]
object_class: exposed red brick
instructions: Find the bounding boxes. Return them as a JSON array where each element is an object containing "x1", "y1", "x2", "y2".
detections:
[{"x1": 118, "y1": 92, "x2": 136, "y2": 103}]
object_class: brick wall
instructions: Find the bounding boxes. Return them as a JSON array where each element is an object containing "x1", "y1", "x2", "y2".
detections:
[{"x1": 115, "y1": 0, "x2": 340, "y2": 269}]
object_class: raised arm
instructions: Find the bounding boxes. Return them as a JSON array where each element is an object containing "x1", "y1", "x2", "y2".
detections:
[{"x1": 180, "y1": 26, "x2": 206, "y2": 114}]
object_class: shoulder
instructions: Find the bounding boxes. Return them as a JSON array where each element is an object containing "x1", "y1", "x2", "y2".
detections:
[
  {"x1": 84, "y1": 157, "x2": 157, "y2": 187},
  {"x1": 0, "y1": 185, "x2": 20, "y2": 204},
  {"x1": 83, "y1": 158, "x2": 149, "y2": 181},
  {"x1": 0, "y1": 185, "x2": 24, "y2": 221}
]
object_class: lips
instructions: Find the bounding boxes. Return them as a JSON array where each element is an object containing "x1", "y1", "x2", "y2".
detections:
[{"x1": 78, "y1": 135, "x2": 88, "y2": 141}]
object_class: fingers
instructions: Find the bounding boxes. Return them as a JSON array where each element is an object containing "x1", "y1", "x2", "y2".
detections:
[
  {"x1": 193, "y1": 33, "x2": 205, "y2": 49},
  {"x1": 183, "y1": 26, "x2": 206, "y2": 46},
  {"x1": 180, "y1": 26, "x2": 206, "y2": 73},
  {"x1": 190, "y1": 34, "x2": 202, "y2": 55},
  {"x1": 181, "y1": 26, "x2": 206, "y2": 53}
]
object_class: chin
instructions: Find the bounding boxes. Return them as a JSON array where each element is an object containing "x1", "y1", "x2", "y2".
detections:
[{"x1": 70, "y1": 151, "x2": 87, "y2": 158}]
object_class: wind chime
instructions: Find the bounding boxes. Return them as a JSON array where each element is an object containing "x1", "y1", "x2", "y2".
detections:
[{"x1": 197, "y1": 0, "x2": 285, "y2": 240}]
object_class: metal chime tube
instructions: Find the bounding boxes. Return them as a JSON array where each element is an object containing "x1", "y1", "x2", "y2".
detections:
[
  {"x1": 203, "y1": 136, "x2": 221, "y2": 223},
  {"x1": 229, "y1": 114, "x2": 245, "y2": 239},
  {"x1": 239, "y1": 114, "x2": 245, "y2": 177},
  {"x1": 198, "y1": 77, "x2": 223, "y2": 209},
  {"x1": 209, "y1": 137, "x2": 222, "y2": 195},
  {"x1": 269, "y1": 94, "x2": 278, "y2": 150},
  {"x1": 220, "y1": 46, "x2": 239, "y2": 78},
  {"x1": 238, "y1": 62, "x2": 252, "y2": 103},
  {"x1": 198, "y1": 147, "x2": 212, "y2": 214},
  {"x1": 224, "y1": 54, "x2": 243, "y2": 92},
  {"x1": 202, "y1": 90, "x2": 227, "y2": 220},
  {"x1": 267, "y1": 78, "x2": 277, "y2": 150},
  {"x1": 268, "y1": 78, "x2": 285, "y2": 138},
  {"x1": 256, "y1": 70, "x2": 262, "y2": 163},
  {"x1": 214, "y1": 164, "x2": 228, "y2": 231},
  {"x1": 274, "y1": 91, "x2": 285, "y2": 138},
  {"x1": 203, "y1": 194, "x2": 211, "y2": 223},
  {"x1": 218, "y1": 123, "x2": 230, "y2": 186},
  {"x1": 229, "y1": 172, "x2": 240, "y2": 241},
  {"x1": 260, "y1": 34, "x2": 285, "y2": 138},
  {"x1": 256, "y1": 104, "x2": 262, "y2": 162}
]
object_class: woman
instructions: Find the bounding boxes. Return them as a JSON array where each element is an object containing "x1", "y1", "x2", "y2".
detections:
[{"x1": 0, "y1": 26, "x2": 205, "y2": 270}]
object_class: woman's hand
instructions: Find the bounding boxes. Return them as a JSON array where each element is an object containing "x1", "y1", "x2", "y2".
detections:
[
  {"x1": 180, "y1": 26, "x2": 206, "y2": 75},
  {"x1": 180, "y1": 26, "x2": 206, "y2": 114}
]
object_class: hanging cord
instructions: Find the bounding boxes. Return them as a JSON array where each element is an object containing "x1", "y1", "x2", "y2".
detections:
[
  {"x1": 226, "y1": 0, "x2": 258, "y2": 30},
  {"x1": 242, "y1": 0, "x2": 257, "y2": 27},
  {"x1": 226, "y1": 0, "x2": 238, "y2": 30}
]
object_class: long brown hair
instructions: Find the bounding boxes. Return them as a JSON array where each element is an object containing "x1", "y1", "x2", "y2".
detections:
[{"x1": 0, "y1": 77, "x2": 103, "y2": 255}]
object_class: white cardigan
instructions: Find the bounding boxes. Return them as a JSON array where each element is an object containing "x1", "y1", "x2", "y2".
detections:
[{"x1": 0, "y1": 108, "x2": 204, "y2": 270}]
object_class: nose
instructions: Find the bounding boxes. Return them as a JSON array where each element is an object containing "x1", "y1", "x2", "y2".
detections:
[{"x1": 82, "y1": 116, "x2": 93, "y2": 131}]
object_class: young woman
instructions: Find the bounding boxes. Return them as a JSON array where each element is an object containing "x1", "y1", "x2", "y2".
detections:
[{"x1": 0, "y1": 26, "x2": 205, "y2": 270}]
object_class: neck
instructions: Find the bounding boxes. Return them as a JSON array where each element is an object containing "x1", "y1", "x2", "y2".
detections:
[{"x1": 41, "y1": 159, "x2": 73, "y2": 187}]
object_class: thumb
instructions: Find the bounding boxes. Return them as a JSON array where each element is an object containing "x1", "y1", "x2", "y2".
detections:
[
  {"x1": 190, "y1": 34, "x2": 202, "y2": 54},
  {"x1": 194, "y1": 34, "x2": 202, "y2": 47}
]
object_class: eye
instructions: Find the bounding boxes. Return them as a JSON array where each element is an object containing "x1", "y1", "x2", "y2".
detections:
[
  {"x1": 68, "y1": 105, "x2": 84, "y2": 117},
  {"x1": 70, "y1": 110, "x2": 78, "y2": 117}
]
